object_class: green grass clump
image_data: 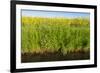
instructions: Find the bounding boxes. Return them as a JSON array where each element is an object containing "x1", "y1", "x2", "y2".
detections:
[{"x1": 21, "y1": 17, "x2": 90, "y2": 55}]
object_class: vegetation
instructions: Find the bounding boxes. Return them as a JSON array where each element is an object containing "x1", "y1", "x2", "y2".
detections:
[{"x1": 21, "y1": 16, "x2": 90, "y2": 55}]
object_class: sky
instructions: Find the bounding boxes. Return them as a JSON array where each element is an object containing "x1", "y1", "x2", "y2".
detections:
[{"x1": 21, "y1": 9, "x2": 90, "y2": 18}]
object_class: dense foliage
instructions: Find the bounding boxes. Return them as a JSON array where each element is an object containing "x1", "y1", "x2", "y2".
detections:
[{"x1": 21, "y1": 17, "x2": 90, "y2": 55}]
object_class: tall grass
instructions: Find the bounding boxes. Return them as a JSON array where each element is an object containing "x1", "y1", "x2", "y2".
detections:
[{"x1": 21, "y1": 16, "x2": 90, "y2": 55}]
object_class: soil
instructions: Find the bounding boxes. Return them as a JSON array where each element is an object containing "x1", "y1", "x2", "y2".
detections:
[{"x1": 21, "y1": 51, "x2": 90, "y2": 63}]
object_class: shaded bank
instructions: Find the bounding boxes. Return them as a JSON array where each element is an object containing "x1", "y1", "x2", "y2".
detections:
[{"x1": 21, "y1": 51, "x2": 90, "y2": 63}]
